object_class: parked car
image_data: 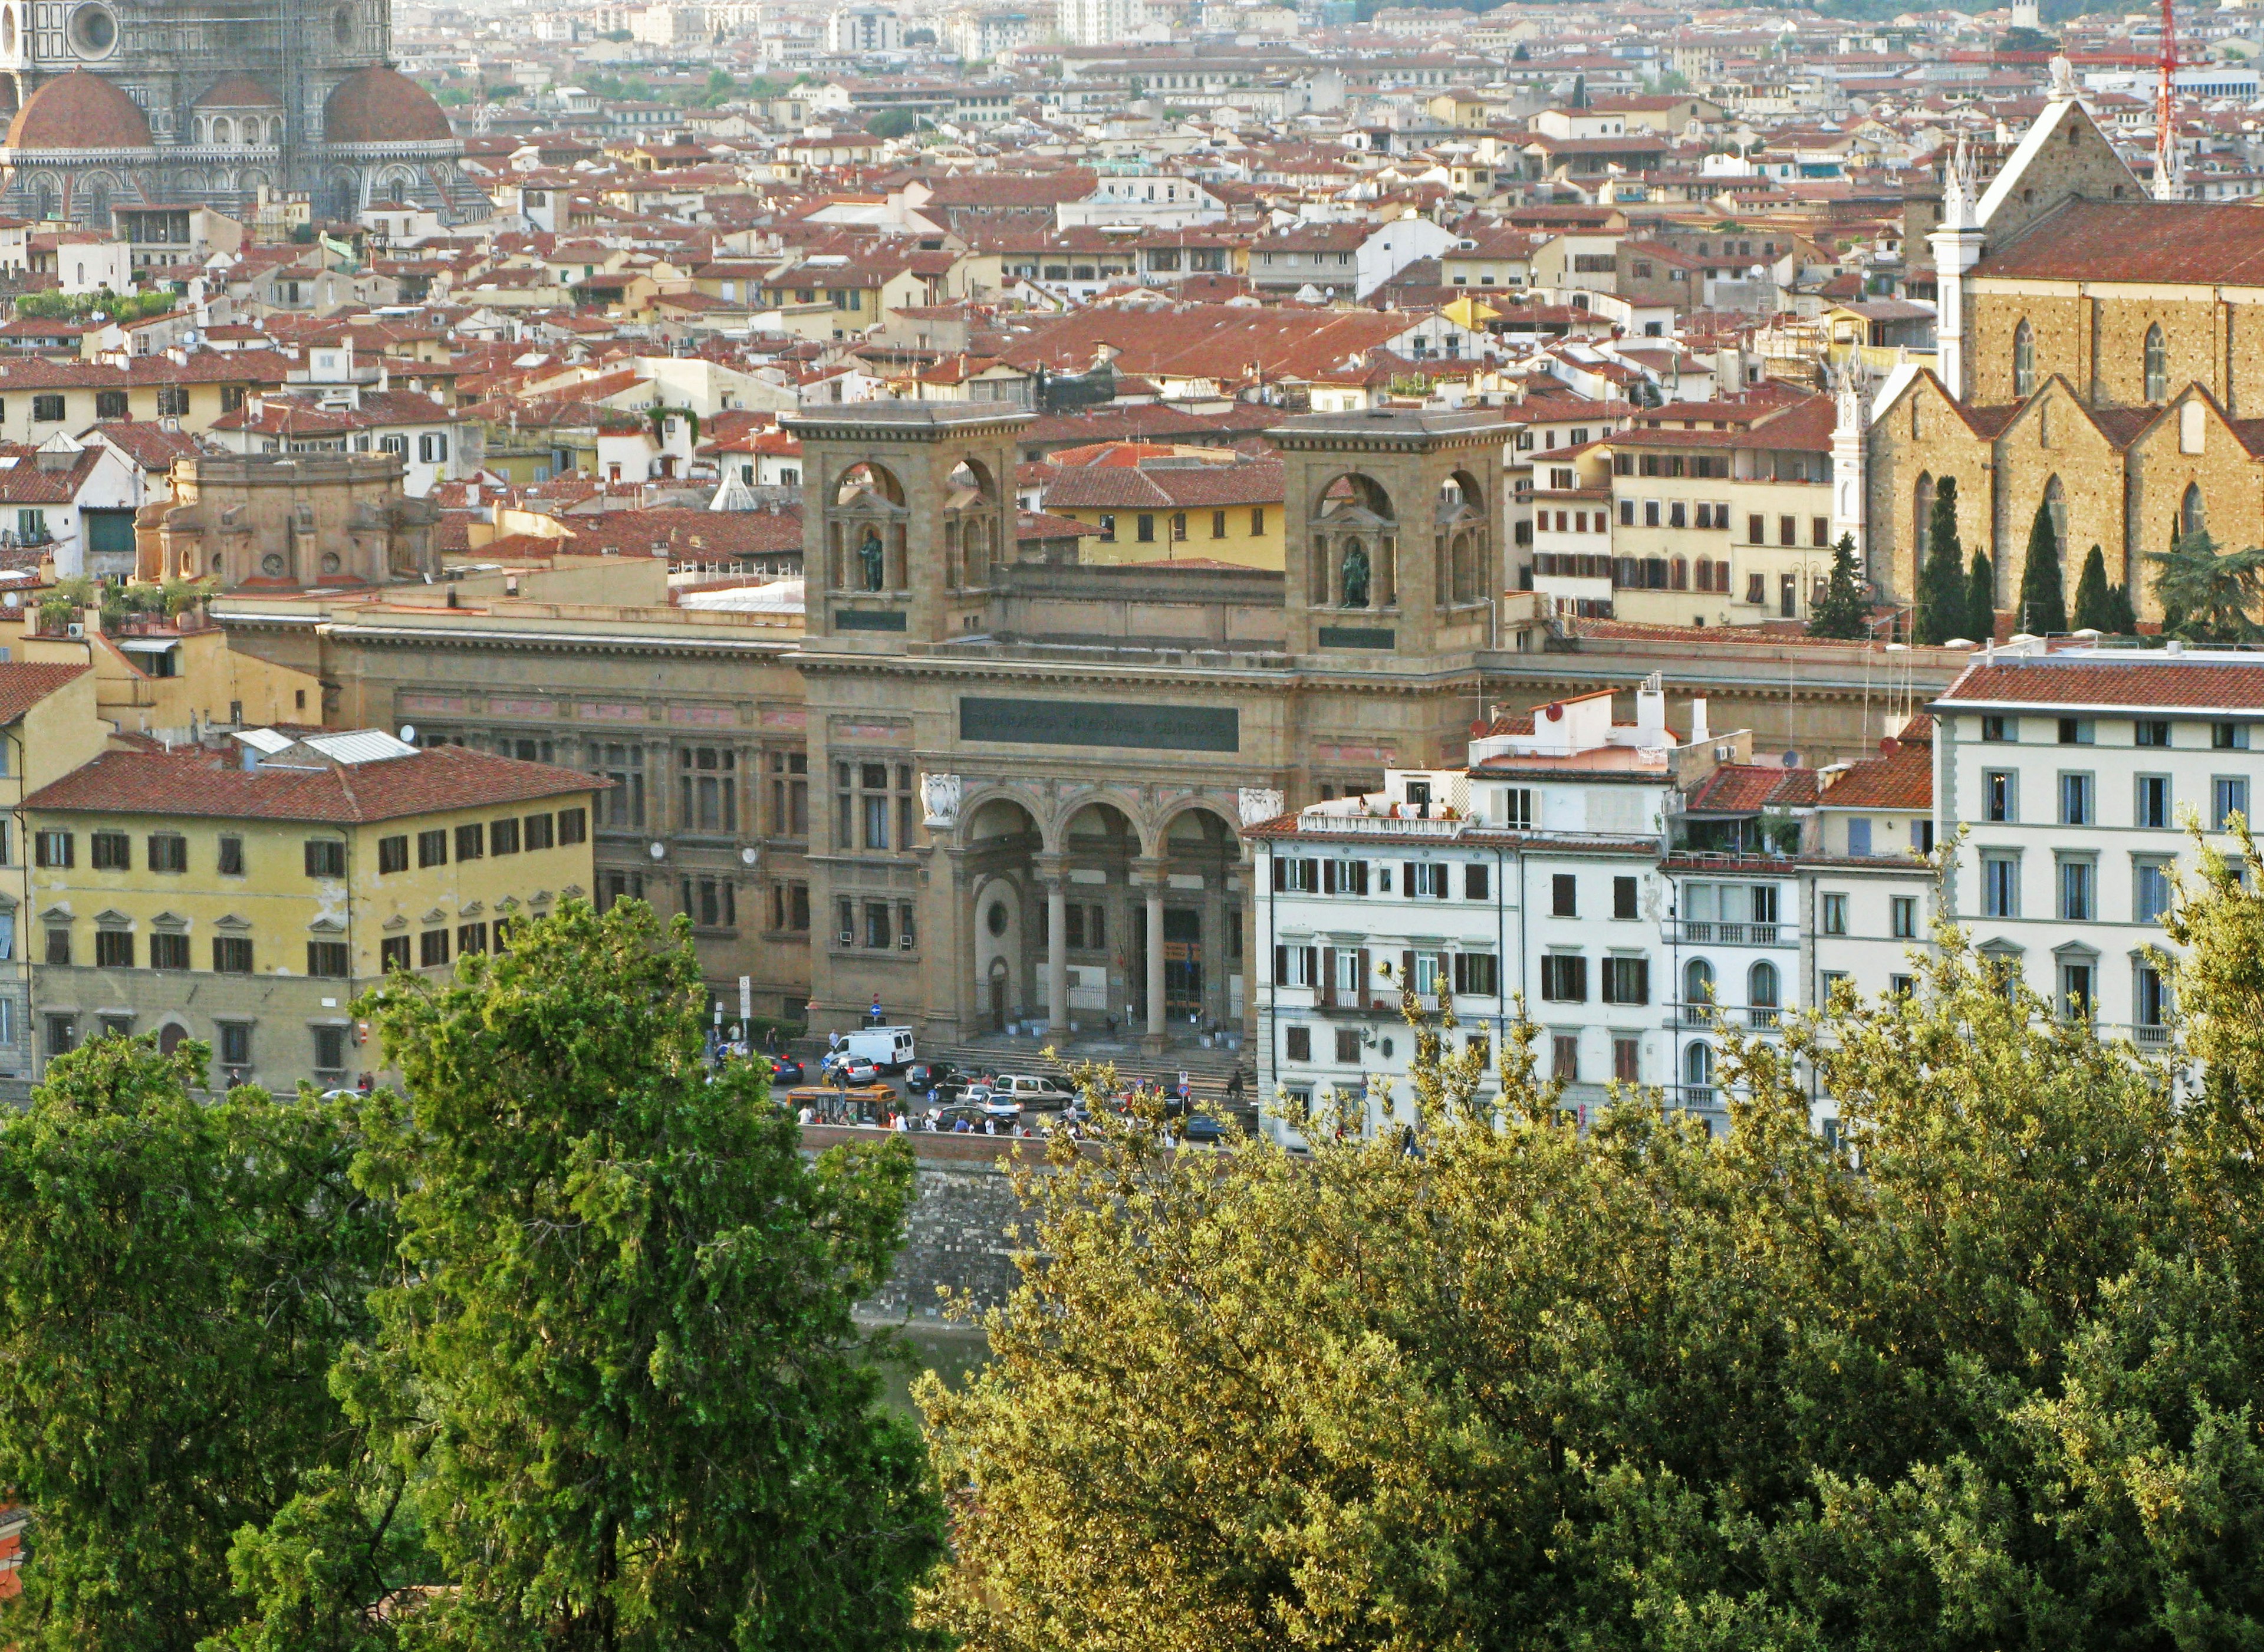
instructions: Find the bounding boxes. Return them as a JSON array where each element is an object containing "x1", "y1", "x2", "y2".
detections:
[
  {"x1": 903, "y1": 1060, "x2": 963, "y2": 1093},
  {"x1": 927, "y1": 1101, "x2": 1017, "y2": 1132},
  {"x1": 769, "y1": 1057, "x2": 806, "y2": 1085},
  {"x1": 825, "y1": 1054, "x2": 881, "y2": 1085},
  {"x1": 1179, "y1": 1113, "x2": 1227, "y2": 1145},
  {"x1": 992, "y1": 1072, "x2": 1076, "y2": 1109}
]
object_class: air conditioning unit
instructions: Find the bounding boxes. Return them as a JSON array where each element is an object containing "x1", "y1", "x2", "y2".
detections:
[
  {"x1": 64, "y1": 623, "x2": 83, "y2": 639},
  {"x1": 899, "y1": 934, "x2": 914, "y2": 949},
  {"x1": 838, "y1": 931, "x2": 854, "y2": 946}
]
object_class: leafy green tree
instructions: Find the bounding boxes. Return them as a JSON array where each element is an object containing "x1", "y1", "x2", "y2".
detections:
[
  {"x1": 2072, "y1": 541, "x2": 2115, "y2": 631},
  {"x1": 2148, "y1": 526, "x2": 2264, "y2": 643},
  {"x1": 2017, "y1": 496, "x2": 2068, "y2": 633},
  {"x1": 322, "y1": 899, "x2": 943, "y2": 1650},
  {"x1": 1966, "y1": 547, "x2": 1996, "y2": 644},
  {"x1": 922, "y1": 858, "x2": 2264, "y2": 1651},
  {"x1": 1805, "y1": 531, "x2": 1868, "y2": 639},
  {"x1": 0, "y1": 1038, "x2": 385, "y2": 1652},
  {"x1": 1912, "y1": 473, "x2": 1964, "y2": 643},
  {"x1": 867, "y1": 108, "x2": 919, "y2": 139},
  {"x1": 1569, "y1": 73, "x2": 1587, "y2": 107}
]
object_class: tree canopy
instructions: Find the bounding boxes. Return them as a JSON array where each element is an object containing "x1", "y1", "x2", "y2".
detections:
[
  {"x1": 2148, "y1": 528, "x2": 2264, "y2": 644},
  {"x1": 921, "y1": 842, "x2": 2264, "y2": 1651},
  {"x1": 0, "y1": 900, "x2": 940, "y2": 1652}
]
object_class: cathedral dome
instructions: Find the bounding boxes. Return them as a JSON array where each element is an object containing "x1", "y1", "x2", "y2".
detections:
[
  {"x1": 5, "y1": 72, "x2": 153, "y2": 150},
  {"x1": 322, "y1": 67, "x2": 453, "y2": 145},
  {"x1": 195, "y1": 74, "x2": 283, "y2": 109}
]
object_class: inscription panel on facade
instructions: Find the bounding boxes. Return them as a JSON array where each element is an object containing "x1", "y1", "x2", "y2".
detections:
[{"x1": 959, "y1": 697, "x2": 1239, "y2": 752}]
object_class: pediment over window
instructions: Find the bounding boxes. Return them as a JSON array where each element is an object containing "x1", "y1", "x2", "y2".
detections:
[{"x1": 212, "y1": 914, "x2": 252, "y2": 934}]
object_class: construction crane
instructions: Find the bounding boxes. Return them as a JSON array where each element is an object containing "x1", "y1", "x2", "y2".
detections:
[{"x1": 2156, "y1": 0, "x2": 2183, "y2": 199}]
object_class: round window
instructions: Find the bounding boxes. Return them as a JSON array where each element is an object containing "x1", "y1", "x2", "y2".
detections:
[
  {"x1": 320, "y1": 551, "x2": 340, "y2": 573},
  {"x1": 4, "y1": 11, "x2": 20, "y2": 55},
  {"x1": 210, "y1": 553, "x2": 223, "y2": 572},
  {"x1": 261, "y1": 553, "x2": 284, "y2": 575},
  {"x1": 68, "y1": 5, "x2": 114, "y2": 55},
  {"x1": 332, "y1": 5, "x2": 351, "y2": 43},
  {"x1": 985, "y1": 901, "x2": 1008, "y2": 937}
]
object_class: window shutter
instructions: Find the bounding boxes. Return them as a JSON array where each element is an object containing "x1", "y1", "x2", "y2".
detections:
[
  {"x1": 1302, "y1": 946, "x2": 1318, "y2": 986},
  {"x1": 1401, "y1": 949, "x2": 1416, "y2": 995},
  {"x1": 1633, "y1": 958, "x2": 1650, "y2": 1004},
  {"x1": 1404, "y1": 862, "x2": 1417, "y2": 896},
  {"x1": 1571, "y1": 956, "x2": 1589, "y2": 1001},
  {"x1": 1320, "y1": 946, "x2": 1337, "y2": 1007},
  {"x1": 1358, "y1": 947, "x2": 1373, "y2": 1007},
  {"x1": 1434, "y1": 869, "x2": 1450, "y2": 900},
  {"x1": 1453, "y1": 952, "x2": 1468, "y2": 994},
  {"x1": 1322, "y1": 860, "x2": 1338, "y2": 895},
  {"x1": 1274, "y1": 943, "x2": 1288, "y2": 985},
  {"x1": 1353, "y1": 860, "x2": 1368, "y2": 894},
  {"x1": 1272, "y1": 855, "x2": 1286, "y2": 892},
  {"x1": 1601, "y1": 961, "x2": 1618, "y2": 1005}
]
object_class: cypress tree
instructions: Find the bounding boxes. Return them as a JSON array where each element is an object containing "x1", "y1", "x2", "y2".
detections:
[
  {"x1": 1807, "y1": 532, "x2": 1869, "y2": 639},
  {"x1": 1966, "y1": 549, "x2": 1996, "y2": 645},
  {"x1": 2072, "y1": 543, "x2": 2115, "y2": 632},
  {"x1": 1913, "y1": 475, "x2": 1965, "y2": 645},
  {"x1": 2108, "y1": 580, "x2": 2138, "y2": 636},
  {"x1": 2016, "y1": 499, "x2": 2068, "y2": 634}
]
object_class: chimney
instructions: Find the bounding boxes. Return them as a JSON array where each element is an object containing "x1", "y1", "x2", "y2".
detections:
[{"x1": 1689, "y1": 696, "x2": 1709, "y2": 746}]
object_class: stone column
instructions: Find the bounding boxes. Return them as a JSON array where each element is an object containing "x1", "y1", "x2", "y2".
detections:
[
  {"x1": 1036, "y1": 854, "x2": 1068, "y2": 1036},
  {"x1": 1133, "y1": 857, "x2": 1167, "y2": 1054}
]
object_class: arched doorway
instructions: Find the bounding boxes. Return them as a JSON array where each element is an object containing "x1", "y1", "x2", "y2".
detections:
[
  {"x1": 1145, "y1": 804, "x2": 1242, "y2": 1038},
  {"x1": 1053, "y1": 799, "x2": 1137, "y2": 1035},
  {"x1": 965, "y1": 796, "x2": 1040, "y2": 1032}
]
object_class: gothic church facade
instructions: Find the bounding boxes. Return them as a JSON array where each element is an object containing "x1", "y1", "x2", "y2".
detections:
[{"x1": 1864, "y1": 73, "x2": 2264, "y2": 629}]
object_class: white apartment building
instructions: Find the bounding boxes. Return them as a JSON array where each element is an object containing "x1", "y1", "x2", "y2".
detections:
[
  {"x1": 827, "y1": 4, "x2": 903, "y2": 53},
  {"x1": 1246, "y1": 647, "x2": 2264, "y2": 1148},
  {"x1": 1931, "y1": 644, "x2": 2263, "y2": 1047},
  {"x1": 1056, "y1": 0, "x2": 1150, "y2": 47},
  {"x1": 1251, "y1": 682, "x2": 1806, "y2": 1144}
]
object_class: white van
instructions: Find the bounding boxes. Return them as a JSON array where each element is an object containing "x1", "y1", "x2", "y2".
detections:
[{"x1": 838, "y1": 1025, "x2": 915, "y2": 1071}]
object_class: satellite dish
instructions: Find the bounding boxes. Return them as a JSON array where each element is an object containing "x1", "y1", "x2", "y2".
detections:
[
  {"x1": 398, "y1": 723, "x2": 416, "y2": 743},
  {"x1": 1782, "y1": 750, "x2": 1799, "y2": 767}
]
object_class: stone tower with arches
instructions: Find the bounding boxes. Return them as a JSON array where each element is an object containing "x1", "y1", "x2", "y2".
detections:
[{"x1": 1275, "y1": 407, "x2": 1509, "y2": 658}]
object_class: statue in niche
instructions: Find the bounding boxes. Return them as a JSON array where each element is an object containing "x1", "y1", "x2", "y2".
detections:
[
  {"x1": 858, "y1": 525, "x2": 886, "y2": 591},
  {"x1": 1340, "y1": 538, "x2": 1371, "y2": 608}
]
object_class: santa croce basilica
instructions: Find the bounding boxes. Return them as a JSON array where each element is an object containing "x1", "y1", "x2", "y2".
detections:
[{"x1": 0, "y1": 0, "x2": 479, "y2": 227}]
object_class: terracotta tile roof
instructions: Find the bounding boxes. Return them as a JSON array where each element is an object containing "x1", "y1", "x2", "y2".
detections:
[
  {"x1": 23, "y1": 744, "x2": 602, "y2": 824},
  {"x1": 0, "y1": 663, "x2": 87, "y2": 724},
  {"x1": 1685, "y1": 762, "x2": 1817, "y2": 811},
  {"x1": 1938, "y1": 657, "x2": 2264, "y2": 710},
  {"x1": 1976, "y1": 199, "x2": 2264, "y2": 285},
  {"x1": 1042, "y1": 455, "x2": 1282, "y2": 511},
  {"x1": 1821, "y1": 736, "x2": 1933, "y2": 811}
]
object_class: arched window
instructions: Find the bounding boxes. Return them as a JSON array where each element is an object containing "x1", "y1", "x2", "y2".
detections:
[
  {"x1": 2013, "y1": 318, "x2": 2035, "y2": 397},
  {"x1": 2183, "y1": 481, "x2": 2206, "y2": 543},
  {"x1": 1914, "y1": 472, "x2": 1934, "y2": 564},
  {"x1": 1683, "y1": 957, "x2": 1715, "y2": 1017},
  {"x1": 1683, "y1": 1040, "x2": 1715, "y2": 1094},
  {"x1": 1670, "y1": 555, "x2": 1688, "y2": 590},
  {"x1": 2145, "y1": 323, "x2": 2168, "y2": 402},
  {"x1": 1749, "y1": 960, "x2": 1780, "y2": 1026},
  {"x1": 2043, "y1": 473, "x2": 2066, "y2": 551}
]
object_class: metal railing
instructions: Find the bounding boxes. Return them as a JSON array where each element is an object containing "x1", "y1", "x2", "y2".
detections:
[{"x1": 1663, "y1": 920, "x2": 1792, "y2": 947}]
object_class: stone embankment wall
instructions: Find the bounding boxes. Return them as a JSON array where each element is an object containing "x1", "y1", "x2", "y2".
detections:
[{"x1": 801, "y1": 1124, "x2": 1042, "y2": 1320}]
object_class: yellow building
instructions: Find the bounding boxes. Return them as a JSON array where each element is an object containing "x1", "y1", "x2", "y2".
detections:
[
  {"x1": 1037, "y1": 443, "x2": 1286, "y2": 570},
  {"x1": 0, "y1": 662, "x2": 111, "y2": 1097},
  {"x1": 23, "y1": 729, "x2": 601, "y2": 1091},
  {"x1": 12, "y1": 605, "x2": 324, "y2": 738}
]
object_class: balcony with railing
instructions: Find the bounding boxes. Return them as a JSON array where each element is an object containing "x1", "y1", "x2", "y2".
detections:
[
  {"x1": 1667, "y1": 1002, "x2": 1785, "y2": 1033},
  {"x1": 1660, "y1": 919, "x2": 1795, "y2": 949}
]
